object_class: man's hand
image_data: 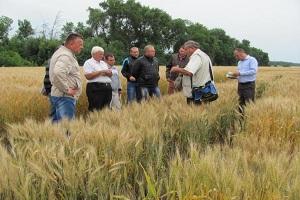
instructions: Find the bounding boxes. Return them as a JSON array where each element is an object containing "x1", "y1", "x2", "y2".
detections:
[
  {"x1": 167, "y1": 78, "x2": 174, "y2": 83},
  {"x1": 170, "y1": 66, "x2": 181, "y2": 74},
  {"x1": 129, "y1": 76, "x2": 136, "y2": 81},
  {"x1": 67, "y1": 88, "x2": 78, "y2": 97},
  {"x1": 104, "y1": 69, "x2": 113, "y2": 77},
  {"x1": 232, "y1": 71, "x2": 240, "y2": 77}
]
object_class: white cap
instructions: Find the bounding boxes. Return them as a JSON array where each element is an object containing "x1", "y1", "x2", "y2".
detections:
[{"x1": 91, "y1": 46, "x2": 104, "y2": 55}]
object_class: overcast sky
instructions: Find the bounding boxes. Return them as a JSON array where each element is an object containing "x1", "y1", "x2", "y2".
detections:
[{"x1": 1, "y1": 0, "x2": 299, "y2": 62}]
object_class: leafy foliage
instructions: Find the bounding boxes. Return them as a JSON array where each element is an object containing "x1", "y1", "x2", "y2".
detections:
[{"x1": 0, "y1": 0, "x2": 269, "y2": 66}]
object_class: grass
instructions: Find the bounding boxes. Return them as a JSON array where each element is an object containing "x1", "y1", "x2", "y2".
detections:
[{"x1": 0, "y1": 66, "x2": 299, "y2": 199}]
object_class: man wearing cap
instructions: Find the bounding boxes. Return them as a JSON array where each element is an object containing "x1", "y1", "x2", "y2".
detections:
[
  {"x1": 83, "y1": 46, "x2": 113, "y2": 111},
  {"x1": 171, "y1": 40, "x2": 213, "y2": 105},
  {"x1": 232, "y1": 48, "x2": 258, "y2": 113}
]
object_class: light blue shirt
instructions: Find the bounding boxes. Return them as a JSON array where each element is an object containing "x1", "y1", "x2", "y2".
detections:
[
  {"x1": 109, "y1": 65, "x2": 122, "y2": 91},
  {"x1": 237, "y1": 55, "x2": 258, "y2": 83}
]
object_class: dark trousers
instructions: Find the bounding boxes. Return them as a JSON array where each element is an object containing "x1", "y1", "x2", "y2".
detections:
[
  {"x1": 238, "y1": 81, "x2": 255, "y2": 113},
  {"x1": 86, "y1": 82, "x2": 112, "y2": 112}
]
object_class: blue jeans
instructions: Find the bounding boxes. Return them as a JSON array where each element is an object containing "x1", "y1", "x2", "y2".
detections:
[
  {"x1": 50, "y1": 96, "x2": 76, "y2": 123},
  {"x1": 48, "y1": 96, "x2": 55, "y2": 118},
  {"x1": 140, "y1": 86, "x2": 161, "y2": 101},
  {"x1": 127, "y1": 82, "x2": 138, "y2": 103}
]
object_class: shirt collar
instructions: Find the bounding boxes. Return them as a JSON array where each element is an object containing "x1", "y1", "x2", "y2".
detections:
[
  {"x1": 191, "y1": 49, "x2": 201, "y2": 57},
  {"x1": 91, "y1": 57, "x2": 102, "y2": 64},
  {"x1": 107, "y1": 64, "x2": 115, "y2": 68},
  {"x1": 144, "y1": 55, "x2": 154, "y2": 61},
  {"x1": 242, "y1": 55, "x2": 251, "y2": 61},
  {"x1": 62, "y1": 45, "x2": 73, "y2": 53}
]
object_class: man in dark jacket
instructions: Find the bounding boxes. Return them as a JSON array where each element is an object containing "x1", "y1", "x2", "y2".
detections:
[
  {"x1": 166, "y1": 46, "x2": 189, "y2": 94},
  {"x1": 121, "y1": 47, "x2": 140, "y2": 103},
  {"x1": 41, "y1": 59, "x2": 55, "y2": 118},
  {"x1": 132, "y1": 45, "x2": 160, "y2": 101}
]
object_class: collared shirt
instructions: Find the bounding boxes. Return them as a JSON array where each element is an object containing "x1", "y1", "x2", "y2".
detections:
[
  {"x1": 49, "y1": 45, "x2": 82, "y2": 99},
  {"x1": 166, "y1": 53, "x2": 189, "y2": 80},
  {"x1": 237, "y1": 55, "x2": 258, "y2": 83},
  {"x1": 83, "y1": 58, "x2": 112, "y2": 83},
  {"x1": 108, "y1": 65, "x2": 122, "y2": 91},
  {"x1": 182, "y1": 49, "x2": 212, "y2": 97}
]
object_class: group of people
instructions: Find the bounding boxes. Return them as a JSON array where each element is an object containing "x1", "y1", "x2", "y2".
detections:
[{"x1": 44, "y1": 33, "x2": 258, "y2": 123}]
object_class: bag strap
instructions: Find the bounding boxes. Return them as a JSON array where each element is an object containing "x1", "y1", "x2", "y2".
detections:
[
  {"x1": 190, "y1": 61, "x2": 214, "y2": 89},
  {"x1": 208, "y1": 61, "x2": 214, "y2": 81}
]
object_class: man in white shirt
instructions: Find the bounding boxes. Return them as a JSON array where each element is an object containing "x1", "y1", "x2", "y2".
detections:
[
  {"x1": 83, "y1": 46, "x2": 113, "y2": 111},
  {"x1": 171, "y1": 40, "x2": 213, "y2": 105}
]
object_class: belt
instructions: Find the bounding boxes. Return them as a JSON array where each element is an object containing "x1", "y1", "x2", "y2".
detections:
[
  {"x1": 239, "y1": 81, "x2": 255, "y2": 85},
  {"x1": 88, "y1": 82, "x2": 111, "y2": 86}
]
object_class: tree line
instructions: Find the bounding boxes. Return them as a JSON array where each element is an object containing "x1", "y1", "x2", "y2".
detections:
[{"x1": 0, "y1": 0, "x2": 270, "y2": 67}]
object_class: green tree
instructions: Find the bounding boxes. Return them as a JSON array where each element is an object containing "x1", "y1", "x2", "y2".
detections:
[
  {"x1": 17, "y1": 19, "x2": 34, "y2": 39},
  {"x1": 74, "y1": 22, "x2": 93, "y2": 39},
  {"x1": 0, "y1": 50, "x2": 32, "y2": 66},
  {"x1": 0, "y1": 16, "x2": 13, "y2": 44},
  {"x1": 60, "y1": 22, "x2": 75, "y2": 40},
  {"x1": 87, "y1": 7, "x2": 108, "y2": 38}
]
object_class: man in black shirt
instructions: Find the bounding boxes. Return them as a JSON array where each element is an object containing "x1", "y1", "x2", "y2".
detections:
[{"x1": 132, "y1": 45, "x2": 160, "y2": 101}]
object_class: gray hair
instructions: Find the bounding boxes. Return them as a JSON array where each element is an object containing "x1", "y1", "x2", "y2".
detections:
[
  {"x1": 91, "y1": 46, "x2": 104, "y2": 55},
  {"x1": 183, "y1": 40, "x2": 200, "y2": 49},
  {"x1": 144, "y1": 45, "x2": 155, "y2": 52}
]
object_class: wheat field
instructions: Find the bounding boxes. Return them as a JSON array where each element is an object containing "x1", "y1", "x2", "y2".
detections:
[{"x1": 0, "y1": 66, "x2": 299, "y2": 199}]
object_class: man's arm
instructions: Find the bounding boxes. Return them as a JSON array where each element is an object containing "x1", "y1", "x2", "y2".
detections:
[
  {"x1": 121, "y1": 59, "x2": 131, "y2": 78},
  {"x1": 83, "y1": 61, "x2": 112, "y2": 80},
  {"x1": 131, "y1": 59, "x2": 141, "y2": 79},
  {"x1": 170, "y1": 67, "x2": 193, "y2": 77},
  {"x1": 118, "y1": 75, "x2": 122, "y2": 94},
  {"x1": 53, "y1": 56, "x2": 73, "y2": 94},
  {"x1": 239, "y1": 58, "x2": 258, "y2": 76},
  {"x1": 170, "y1": 55, "x2": 202, "y2": 77},
  {"x1": 233, "y1": 58, "x2": 258, "y2": 77},
  {"x1": 84, "y1": 70, "x2": 112, "y2": 80},
  {"x1": 121, "y1": 58, "x2": 136, "y2": 81}
]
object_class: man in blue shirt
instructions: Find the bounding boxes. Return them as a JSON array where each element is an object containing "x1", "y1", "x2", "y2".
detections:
[{"x1": 232, "y1": 48, "x2": 258, "y2": 113}]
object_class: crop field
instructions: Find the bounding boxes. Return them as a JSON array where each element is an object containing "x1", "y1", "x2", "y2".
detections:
[{"x1": 0, "y1": 66, "x2": 299, "y2": 199}]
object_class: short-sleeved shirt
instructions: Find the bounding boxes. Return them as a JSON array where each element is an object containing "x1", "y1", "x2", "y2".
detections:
[
  {"x1": 182, "y1": 49, "x2": 212, "y2": 97},
  {"x1": 83, "y1": 58, "x2": 112, "y2": 83}
]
